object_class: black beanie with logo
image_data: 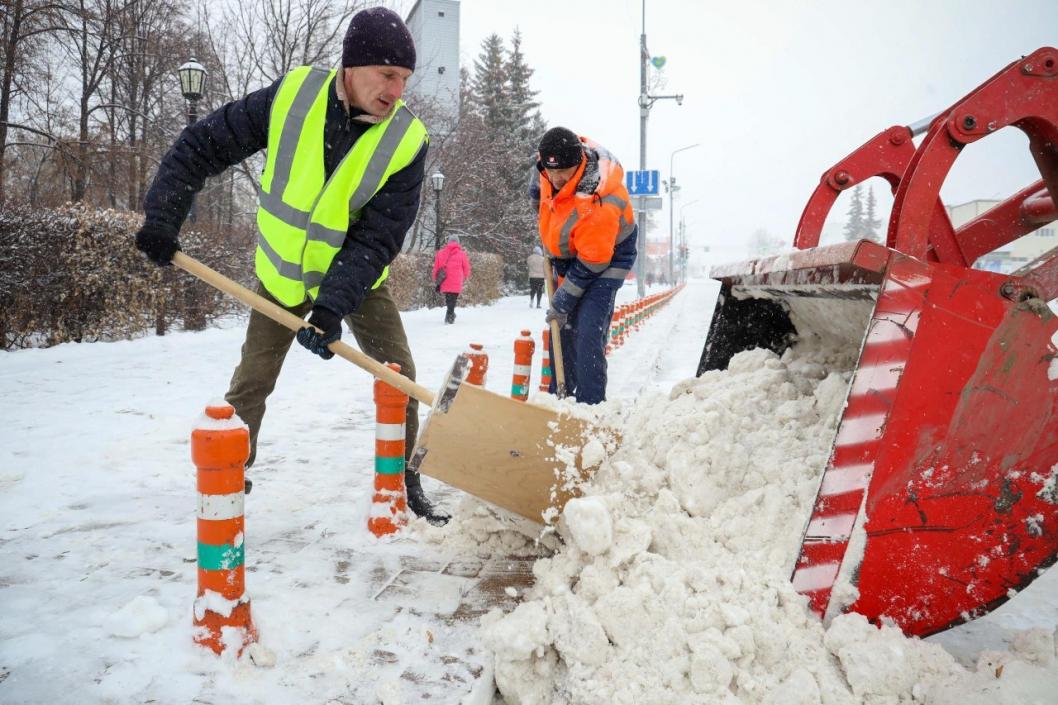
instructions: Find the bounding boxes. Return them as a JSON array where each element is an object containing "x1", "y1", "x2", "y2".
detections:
[{"x1": 538, "y1": 127, "x2": 583, "y2": 169}]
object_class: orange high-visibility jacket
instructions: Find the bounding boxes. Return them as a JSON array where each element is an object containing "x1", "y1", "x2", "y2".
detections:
[{"x1": 536, "y1": 136, "x2": 636, "y2": 273}]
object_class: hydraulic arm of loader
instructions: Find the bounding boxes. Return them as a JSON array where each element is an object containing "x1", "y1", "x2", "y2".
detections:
[
  {"x1": 792, "y1": 119, "x2": 957, "y2": 258},
  {"x1": 889, "y1": 48, "x2": 1058, "y2": 265},
  {"x1": 703, "y1": 47, "x2": 1058, "y2": 636}
]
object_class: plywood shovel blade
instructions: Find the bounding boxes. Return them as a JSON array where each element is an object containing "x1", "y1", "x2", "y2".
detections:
[{"x1": 410, "y1": 354, "x2": 597, "y2": 523}]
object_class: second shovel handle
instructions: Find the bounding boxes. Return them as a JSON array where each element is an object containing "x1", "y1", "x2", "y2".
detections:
[{"x1": 542, "y1": 258, "x2": 568, "y2": 398}]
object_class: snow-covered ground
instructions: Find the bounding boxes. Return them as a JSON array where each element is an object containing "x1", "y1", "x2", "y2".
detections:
[{"x1": 1, "y1": 279, "x2": 1056, "y2": 704}]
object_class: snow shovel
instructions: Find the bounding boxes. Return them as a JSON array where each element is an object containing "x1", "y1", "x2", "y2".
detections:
[
  {"x1": 699, "y1": 47, "x2": 1058, "y2": 637},
  {"x1": 408, "y1": 351, "x2": 595, "y2": 523},
  {"x1": 172, "y1": 252, "x2": 599, "y2": 523}
]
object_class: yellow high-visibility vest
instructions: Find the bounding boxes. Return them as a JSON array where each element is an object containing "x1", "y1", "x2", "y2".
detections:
[{"x1": 255, "y1": 66, "x2": 428, "y2": 306}]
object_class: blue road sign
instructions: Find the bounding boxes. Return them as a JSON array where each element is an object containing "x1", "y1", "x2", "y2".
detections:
[{"x1": 626, "y1": 170, "x2": 660, "y2": 196}]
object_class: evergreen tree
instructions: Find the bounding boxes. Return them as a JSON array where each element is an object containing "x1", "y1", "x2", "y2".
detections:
[
  {"x1": 843, "y1": 185, "x2": 865, "y2": 242},
  {"x1": 505, "y1": 29, "x2": 542, "y2": 144},
  {"x1": 458, "y1": 66, "x2": 473, "y2": 117},
  {"x1": 864, "y1": 185, "x2": 882, "y2": 242},
  {"x1": 469, "y1": 34, "x2": 510, "y2": 133},
  {"x1": 425, "y1": 30, "x2": 549, "y2": 288}
]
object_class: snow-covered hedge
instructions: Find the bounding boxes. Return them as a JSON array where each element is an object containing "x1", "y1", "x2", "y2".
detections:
[
  {"x1": 388, "y1": 250, "x2": 505, "y2": 311},
  {"x1": 0, "y1": 204, "x2": 253, "y2": 349},
  {"x1": 0, "y1": 205, "x2": 505, "y2": 350}
]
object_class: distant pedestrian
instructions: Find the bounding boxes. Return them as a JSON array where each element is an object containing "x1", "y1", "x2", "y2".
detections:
[
  {"x1": 433, "y1": 234, "x2": 471, "y2": 324},
  {"x1": 527, "y1": 245, "x2": 545, "y2": 308}
]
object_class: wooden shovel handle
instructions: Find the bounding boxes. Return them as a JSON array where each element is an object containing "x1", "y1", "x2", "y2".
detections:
[
  {"x1": 542, "y1": 258, "x2": 568, "y2": 398},
  {"x1": 172, "y1": 251, "x2": 436, "y2": 407}
]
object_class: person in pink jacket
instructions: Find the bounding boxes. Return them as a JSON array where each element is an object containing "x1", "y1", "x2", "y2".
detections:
[{"x1": 433, "y1": 234, "x2": 472, "y2": 324}]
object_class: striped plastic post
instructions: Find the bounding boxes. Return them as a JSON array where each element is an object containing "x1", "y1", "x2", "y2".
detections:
[
  {"x1": 606, "y1": 309, "x2": 621, "y2": 355},
  {"x1": 191, "y1": 402, "x2": 257, "y2": 656},
  {"x1": 369, "y1": 362, "x2": 408, "y2": 537},
  {"x1": 511, "y1": 329, "x2": 535, "y2": 401},
  {"x1": 466, "y1": 343, "x2": 489, "y2": 387},
  {"x1": 539, "y1": 328, "x2": 552, "y2": 392}
]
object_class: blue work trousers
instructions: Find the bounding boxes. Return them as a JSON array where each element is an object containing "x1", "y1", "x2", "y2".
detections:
[{"x1": 548, "y1": 280, "x2": 620, "y2": 404}]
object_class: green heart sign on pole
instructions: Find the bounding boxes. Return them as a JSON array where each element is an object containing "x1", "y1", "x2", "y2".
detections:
[{"x1": 651, "y1": 56, "x2": 667, "y2": 69}]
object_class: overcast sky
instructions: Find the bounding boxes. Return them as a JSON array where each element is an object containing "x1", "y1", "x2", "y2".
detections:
[{"x1": 398, "y1": 0, "x2": 1057, "y2": 261}]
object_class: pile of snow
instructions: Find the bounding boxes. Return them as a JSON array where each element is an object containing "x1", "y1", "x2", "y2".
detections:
[
  {"x1": 105, "y1": 596, "x2": 169, "y2": 638},
  {"x1": 430, "y1": 344, "x2": 1058, "y2": 704}
]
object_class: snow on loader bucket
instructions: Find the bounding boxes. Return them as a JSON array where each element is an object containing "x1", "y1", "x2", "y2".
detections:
[{"x1": 700, "y1": 47, "x2": 1058, "y2": 637}]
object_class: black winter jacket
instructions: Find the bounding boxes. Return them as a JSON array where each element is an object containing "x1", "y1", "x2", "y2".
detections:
[{"x1": 143, "y1": 73, "x2": 427, "y2": 317}]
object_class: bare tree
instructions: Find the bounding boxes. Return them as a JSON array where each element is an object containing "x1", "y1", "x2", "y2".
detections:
[
  {"x1": 225, "y1": 0, "x2": 359, "y2": 83},
  {"x1": 180, "y1": 0, "x2": 363, "y2": 221},
  {"x1": 7, "y1": 46, "x2": 74, "y2": 206},
  {"x1": 107, "y1": 0, "x2": 188, "y2": 208},
  {"x1": 51, "y1": 0, "x2": 129, "y2": 201},
  {"x1": 0, "y1": 0, "x2": 62, "y2": 203}
]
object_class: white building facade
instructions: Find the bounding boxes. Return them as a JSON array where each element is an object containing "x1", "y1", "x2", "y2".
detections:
[{"x1": 405, "y1": 0, "x2": 460, "y2": 128}]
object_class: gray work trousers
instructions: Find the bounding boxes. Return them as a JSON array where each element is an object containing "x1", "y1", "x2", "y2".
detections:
[{"x1": 225, "y1": 282, "x2": 418, "y2": 467}]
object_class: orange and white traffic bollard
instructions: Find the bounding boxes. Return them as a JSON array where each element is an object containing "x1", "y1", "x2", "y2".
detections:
[
  {"x1": 369, "y1": 363, "x2": 408, "y2": 537},
  {"x1": 466, "y1": 342, "x2": 489, "y2": 386},
  {"x1": 605, "y1": 310, "x2": 620, "y2": 356},
  {"x1": 511, "y1": 329, "x2": 535, "y2": 401},
  {"x1": 540, "y1": 328, "x2": 552, "y2": 392},
  {"x1": 616, "y1": 306, "x2": 628, "y2": 348},
  {"x1": 191, "y1": 401, "x2": 257, "y2": 656}
]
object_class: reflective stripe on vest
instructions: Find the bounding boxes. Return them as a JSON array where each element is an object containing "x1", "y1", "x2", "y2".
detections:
[{"x1": 255, "y1": 66, "x2": 428, "y2": 306}]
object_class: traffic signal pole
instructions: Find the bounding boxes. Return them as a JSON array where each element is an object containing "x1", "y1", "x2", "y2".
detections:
[
  {"x1": 637, "y1": 2, "x2": 648, "y2": 297},
  {"x1": 636, "y1": 0, "x2": 683, "y2": 297}
]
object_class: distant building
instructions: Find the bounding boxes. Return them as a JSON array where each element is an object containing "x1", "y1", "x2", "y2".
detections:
[
  {"x1": 405, "y1": 0, "x2": 460, "y2": 128},
  {"x1": 641, "y1": 239, "x2": 672, "y2": 285},
  {"x1": 947, "y1": 199, "x2": 1058, "y2": 273}
]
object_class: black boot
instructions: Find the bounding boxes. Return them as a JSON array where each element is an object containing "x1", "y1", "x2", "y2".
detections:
[{"x1": 405, "y1": 469, "x2": 450, "y2": 526}]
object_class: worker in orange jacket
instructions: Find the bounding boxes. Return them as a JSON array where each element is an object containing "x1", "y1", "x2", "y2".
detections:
[{"x1": 529, "y1": 127, "x2": 638, "y2": 404}]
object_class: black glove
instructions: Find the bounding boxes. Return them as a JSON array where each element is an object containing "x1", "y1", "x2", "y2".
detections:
[
  {"x1": 135, "y1": 223, "x2": 180, "y2": 266},
  {"x1": 296, "y1": 307, "x2": 342, "y2": 360},
  {"x1": 547, "y1": 286, "x2": 575, "y2": 329}
]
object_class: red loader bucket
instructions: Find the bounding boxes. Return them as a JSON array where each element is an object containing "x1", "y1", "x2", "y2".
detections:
[{"x1": 702, "y1": 240, "x2": 1058, "y2": 636}]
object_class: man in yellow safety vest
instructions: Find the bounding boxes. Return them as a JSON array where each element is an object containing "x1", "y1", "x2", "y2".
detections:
[{"x1": 134, "y1": 7, "x2": 447, "y2": 524}]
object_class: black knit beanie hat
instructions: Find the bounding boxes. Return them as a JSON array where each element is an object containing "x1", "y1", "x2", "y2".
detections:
[
  {"x1": 538, "y1": 127, "x2": 583, "y2": 169},
  {"x1": 342, "y1": 7, "x2": 416, "y2": 72}
]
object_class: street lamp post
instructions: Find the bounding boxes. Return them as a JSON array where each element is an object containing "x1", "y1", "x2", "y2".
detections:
[
  {"x1": 178, "y1": 58, "x2": 207, "y2": 223},
  {"x1": 679, "y1": 198, "x2": 702, "y2": 282},
  {"x1": 637, "y1": 0, "x2": 684, "y2": 296},
  {"x1": 666, "y1": 143, "x2": 698, "y2": 284},
  {"x1": 431, "y1": 171, "x2": 445, "y2": 250}
]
